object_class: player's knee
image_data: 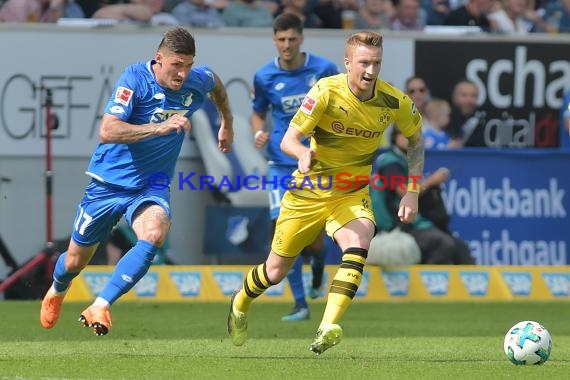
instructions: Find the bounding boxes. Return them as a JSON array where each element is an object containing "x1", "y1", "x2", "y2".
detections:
[{"x1": 139, "y1": 222, "x2": 168, "y2": 246}]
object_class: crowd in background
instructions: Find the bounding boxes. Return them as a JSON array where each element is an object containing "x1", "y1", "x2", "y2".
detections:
[{"x1": 0, "y1": 0, "x2": 569, "y2": 33}]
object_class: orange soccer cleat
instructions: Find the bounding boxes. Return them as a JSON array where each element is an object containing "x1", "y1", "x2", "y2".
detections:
[
  {"x1": 40, "y1": 289, "x2": 65, "y2": 329},
  {"x1": 78, "y1": 305, "x2": 113, "y2": 336}
]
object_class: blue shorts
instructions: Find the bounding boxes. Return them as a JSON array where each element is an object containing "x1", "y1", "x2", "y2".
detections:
[
  {"x1": 71, "y1": 180, "x2": 172, "y2": 246},
  {"x1": 268, "y1": 164, "x2": 296, "y2": 220}
]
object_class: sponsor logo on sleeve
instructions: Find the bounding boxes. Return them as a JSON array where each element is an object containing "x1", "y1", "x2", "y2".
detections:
[
  {"x1": 502, "y1": 272, "x2": 532, "y2": 296},
  {"x1": 300, "y1": 95, "x2": 317, "y2": 115},
  {"x1": 542, "y1": 273, "x2": 569, "y2": 297},
  {"x1": 170, "y1": 272, "x2": 202, "y2": 297},
  {"x1": 420, "y1": 271, "x2": 449, "y2": 296},
  {"x1": 460, "y1": 271, "x2": 489, "y2": 296},
  {"x1": 114, "y1": 86, "x2": 133, "y2": 106},
  {"x1": 381, "y1": 270, "x2": 409, "y2": 297}
]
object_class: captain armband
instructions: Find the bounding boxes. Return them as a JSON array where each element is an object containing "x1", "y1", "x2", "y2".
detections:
[{"x1": 407, "y1": 182, "x2": 421, "y2": 193}]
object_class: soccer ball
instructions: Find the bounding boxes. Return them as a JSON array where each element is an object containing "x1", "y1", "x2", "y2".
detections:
[{"x1": 504, "y1": 321, "x2": 552, "y2": 365}]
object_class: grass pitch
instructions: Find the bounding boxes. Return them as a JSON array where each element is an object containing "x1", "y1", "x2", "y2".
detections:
[{"x1": 0, "y1": 301, "x2": 568, "y2": 379}]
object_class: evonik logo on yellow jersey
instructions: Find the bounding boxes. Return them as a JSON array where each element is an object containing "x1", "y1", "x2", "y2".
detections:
[{"x1": 331, "y1": 121, "x2": 382, "y2": 139}]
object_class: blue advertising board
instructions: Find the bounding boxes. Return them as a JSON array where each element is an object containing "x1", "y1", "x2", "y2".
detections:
[{"x1": 425, "y1": 149, "x2": 570, "y2": 265}]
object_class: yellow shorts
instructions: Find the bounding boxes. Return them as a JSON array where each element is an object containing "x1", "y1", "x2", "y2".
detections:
[{"x1": 271, "y1": 188, "x2": 375, "y2": 258}]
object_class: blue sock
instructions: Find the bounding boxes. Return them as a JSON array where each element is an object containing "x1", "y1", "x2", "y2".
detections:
[
  {"x1": 98, "y1": 240, "x2": 158, "y2": 305},
  {"x1": 287, "y1": 256, "x2": 307, "y2": 308},
  {"x1": 52, "y1": 252, "x2": 80, "y2": 293}
]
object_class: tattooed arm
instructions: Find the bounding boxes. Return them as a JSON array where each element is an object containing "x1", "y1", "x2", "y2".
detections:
[
  {"x1": 399, "y1": 128, "x2": 424, "y2": 223},
  {"x1": 209, "y1": 72, "x2": 234, "y2": 152}
]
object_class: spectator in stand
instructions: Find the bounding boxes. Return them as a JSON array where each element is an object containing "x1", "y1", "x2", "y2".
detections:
[
  {"x1": 353, "y1": 0, "x2": 393, "y2": 29},
  {"x1": 422, "y1": 98, "x2": 451, "y2": 149},
  {"x1": 444, "y1": 0, "x2": 496, "y2": 31},
  {"x1": 542, "y1": 0, "x2": 570, "y2": 33},
  {"x1": 426, "y1": 0, "x2": 451, "y2": 25},
  {"x1": 405, "y1": 76, "x2": 430, "y2": 116},
  {"x1": 372, "y1": 127, "x2": 475, "y2": 265},
  {"x1": 91, "y1": 0, "x2": 179, "y2": 25},
  {"x1": 171, "y1": 0, "x2": 225, "y2": 28},
  {"x1": 488, "y1": 0, "x2": 531, "y2": 33},
  {"x1": 447, "y1": 79, "x2": 486, "y2": 147},
  {"x1": 392, "y1": 0, "x2": 426, "y2": 30},
  {"x1": 0, "y1": 0, "x2": 83, "y2": 22},
  {"x1": 222, "y1": 0, "x2": 274, "y2": 27},
  {"x1": 276, "y1": 0, "x2": 323, "y2": 28}
]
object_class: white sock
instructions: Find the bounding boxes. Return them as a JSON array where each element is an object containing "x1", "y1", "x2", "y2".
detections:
[{"x1": 93, "y1": 297, "x2": 110, "y2": 308}]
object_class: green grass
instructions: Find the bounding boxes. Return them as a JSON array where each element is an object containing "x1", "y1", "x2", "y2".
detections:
[{"x1": 1, "y1": 301, "x2": 569, "y2": 379}]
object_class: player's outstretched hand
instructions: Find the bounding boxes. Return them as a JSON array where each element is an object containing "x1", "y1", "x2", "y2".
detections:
[
  {"x1": 155, "y1": 114, "x2": 191, "y2": 135},
  {"x1": 398, "y1": 192, "x2": 419, "y2": 224}
]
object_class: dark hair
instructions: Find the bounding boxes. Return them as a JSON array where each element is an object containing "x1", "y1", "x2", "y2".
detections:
[
  {"x1": 157, "y1": 27, "x2": 196, "y2": 56},
  {"x1": 273, "y1": 13, "x2": 303, "y2": 34},
  {"x1": 404, "y1": 76, "x2": 427, "y2": 91}
]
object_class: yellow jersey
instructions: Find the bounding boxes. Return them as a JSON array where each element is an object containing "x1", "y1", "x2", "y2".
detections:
[{"x1": 289, "y1": 73, "x2": 422, "y2": 198}]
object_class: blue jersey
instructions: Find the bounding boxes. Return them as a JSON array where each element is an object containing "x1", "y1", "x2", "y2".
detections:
[
  {"x1": 560, "y1": 90, "x2": 570, "y2": 149},
  {"x1": 423, "y1": 127, "x2": 450, "y2": 149},
  {"x1": 252, "y1": 53, "x2": 338, "y2": 166},
  {"x1": 86, "y1": 61, "x2": 216, "y2": 189}
]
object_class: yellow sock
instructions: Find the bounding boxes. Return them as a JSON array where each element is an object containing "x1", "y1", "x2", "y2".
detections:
[
  {"x1": 320, "y1": 247, "x2": 367, "y2": 326},
  {"x1": 234, "y1": 263, "x2": 274, "y2": 313}
]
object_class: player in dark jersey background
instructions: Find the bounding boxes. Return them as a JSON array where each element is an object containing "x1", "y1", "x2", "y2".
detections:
[
  {"x1": 41, "y1": 27, "x2": 234, "y2": 336},
  {"x1": 251, "y1": 13, "x2": 338, "y2": 322}
]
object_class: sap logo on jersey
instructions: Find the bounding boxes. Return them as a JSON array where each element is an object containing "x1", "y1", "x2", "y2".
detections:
[
  {"x1": 502, "y1": 272, "x2": 532, "y2": 296},
  {"x1": 115, "y1": 86, "x2": 133, "y2": 106},
  {"x1": 83, "y1": 273, "x2": 112, "y2": 296},
  {"x1": 281, "y1": 93, "x2": 307, "y2": 114},
  {"x1": 151, "y1": 109, "x2": 187, "y2": 123},
  {"x1": 134, "y1": 272, "x2": 158, "y2": 297},
  {"x1": 542, "y1": 273, "x2": 569, "y2": 297},
  {"x1": 460, "y1": 271, "x2": 489, "y2": 296},
  {"x1": 213, "y1": 271, "x2": 244, "y2": 296},
  {"x1": 170, "y1": 272, "x2": 202, "y2": 297},
  {"x1": 420, "y1": 271, "x2": 449, "y2": 296},
  {"x1": 381, "y1": 270, "x2": 409, "y2": 297}
]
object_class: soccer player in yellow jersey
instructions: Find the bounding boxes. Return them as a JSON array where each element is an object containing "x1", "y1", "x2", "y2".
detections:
[{"x1": 228, "y1": 31, "x2": 425, "y2": 355}]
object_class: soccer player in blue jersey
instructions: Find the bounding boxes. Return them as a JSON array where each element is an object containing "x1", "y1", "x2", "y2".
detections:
[
  {"x1": 40, "y1": 27, "x2": 234, "y2": 336},
  {"x1": 251, "y1": 13, "x2": 338, "y2": 322}
]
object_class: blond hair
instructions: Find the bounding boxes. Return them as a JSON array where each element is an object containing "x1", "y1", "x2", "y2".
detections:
[
  {"x1": 345, "y1": 31, "x2": 383, "y2": 57},
  {"x1": 425, "y1": 98, "x2": 450, "y2": 119}
]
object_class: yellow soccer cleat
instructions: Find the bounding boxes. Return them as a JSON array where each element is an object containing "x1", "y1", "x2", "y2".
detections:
[
  {"x1": 227, "y1": 291, "x2": 248, "y2": 346},
  {"x1": 309, "y1": 324, "x2": 343, "y2": 355}
]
